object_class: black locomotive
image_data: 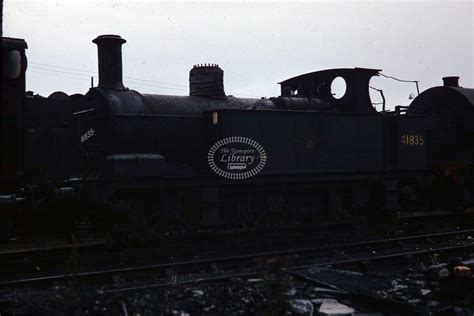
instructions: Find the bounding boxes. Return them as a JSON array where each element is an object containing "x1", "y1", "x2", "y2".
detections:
[{"x1": 1, "y1": 35, "x2": 473, "y2": 236}]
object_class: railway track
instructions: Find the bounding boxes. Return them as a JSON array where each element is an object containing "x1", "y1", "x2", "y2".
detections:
[
  {"x1": 1, "y1": 213, "x2": 471, "y2": 282},
  {"x1": 1, "y1": 228, "x2": 473, "y2": 290},
  {"x1": 0, "y1": 239, "x2": 107, "y2": 262}
]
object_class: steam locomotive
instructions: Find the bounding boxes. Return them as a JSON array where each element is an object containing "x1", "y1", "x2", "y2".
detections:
[{"x1": 2, "y1": 34, "x2": 473, "y2": 237}]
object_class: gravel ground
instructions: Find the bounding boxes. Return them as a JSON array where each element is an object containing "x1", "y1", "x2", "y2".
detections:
[
  {"x1": 2, "y1": 225, "x2": 474, "y2": 315},
  {"x1": 1, "y1": 256, "x2": 474, "y2": 316}
]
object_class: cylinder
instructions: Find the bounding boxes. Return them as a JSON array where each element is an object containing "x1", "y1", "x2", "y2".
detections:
[{"x1": 92, "y1": 35, "x2": 126, "y2": 90}]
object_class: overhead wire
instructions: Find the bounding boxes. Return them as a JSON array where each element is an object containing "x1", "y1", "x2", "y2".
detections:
[
  {"x1": 29, "y1": 65, "x2": 188, "y2": 91},
  {"x1": 30, "y1": 66, "x2": 92, "y2": 77},
  {"x1": 369, "y1": 85, "x2": 386, "y2": 111},
  {"x1": 371, "y1": 73, "x2": 421, "y2": 111},
  {"x1": 29, "y1": 70, "x2": 186, "y2": 95},
  {"x1": 29, "y1": 75, "x2": 180, "y2": 95},
  {"x1": 29, "y1": 70, "x2": 93, "y2": 82},
  {"x1": 379, "y1": 72, "x2": 420, "y2": 95},
  {"x1": 29, "y1": 61, "x2": 95, "y2": 74},
  {"x1": 29, "y1": 64, "x2": 188, "y2": 92},
  {"x1": 28, "y1": 60, "x2": 261, "y2": 98},
  {"x1": 30, "y1": 61, "x2": 188, "y2": 87},
  {"x1": 379, "y1": 72, "x2": 418, "y2": 83}
]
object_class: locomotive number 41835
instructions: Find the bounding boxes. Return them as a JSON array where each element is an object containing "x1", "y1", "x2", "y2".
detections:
[{"x1": 400, "y1": 134, "x2": 424, "y2": 146}]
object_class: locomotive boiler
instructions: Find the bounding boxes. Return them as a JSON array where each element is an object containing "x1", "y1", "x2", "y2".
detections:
[{"x1": 1, "y1": 34, "x2": 473, "y2": 237}]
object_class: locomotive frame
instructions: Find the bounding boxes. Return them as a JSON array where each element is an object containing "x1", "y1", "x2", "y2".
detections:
[{"x1": 1, "y1": 34, "x2": 473, "y2": 237}]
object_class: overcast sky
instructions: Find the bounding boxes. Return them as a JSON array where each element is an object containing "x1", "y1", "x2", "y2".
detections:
[{"x1": 3, "y1": 0, "x2": 473, "y2": 110}]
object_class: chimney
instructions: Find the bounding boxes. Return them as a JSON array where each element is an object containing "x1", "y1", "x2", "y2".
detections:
[
  {"x1": 92, "y1": 35, "x2": 126, "y2": 90},
  {"x1": 442, "y1": 76, "x2": 459, "y2": 87},
  {"x1": 189, "y1": 64, "x2": 226, "y2": 99}
]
